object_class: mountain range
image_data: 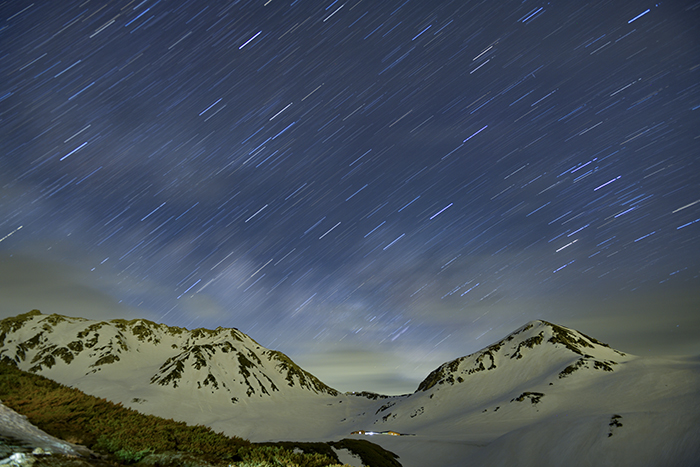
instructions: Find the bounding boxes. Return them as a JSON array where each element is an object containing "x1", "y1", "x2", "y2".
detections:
[{"x1": 1, "y1": 310, "x2": 699, "y2": 466}]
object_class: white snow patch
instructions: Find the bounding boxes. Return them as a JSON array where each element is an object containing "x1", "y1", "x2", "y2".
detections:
[
  {"x1": 2, "y1": 313, "x2": 699, "y2": 466},
  {"x1": 0, "y1": 401, "x2": 89, "y2": 457},
  {"x1": 332, "y1": 447, "x2": 362, "y2": 467}
]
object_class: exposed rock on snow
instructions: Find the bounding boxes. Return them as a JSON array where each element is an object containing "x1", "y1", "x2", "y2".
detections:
[
  {"x1": 416, "y1": 320, "x2": 626, "y2": 393},
  {"x1": 0, "y1": 310, "x2": 338, "y2": 406},
  {"x1": 2, "y1": 311, "x2": 699, "y2": 467}
]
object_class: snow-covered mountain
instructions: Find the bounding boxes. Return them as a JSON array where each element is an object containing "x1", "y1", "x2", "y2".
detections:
[
  {"x1": 358, "y1": 320, "x2": 700, "y2": 467},
  {"x1": 2, "y1": 311, "x2": 699, "y2": 467},
  {"x1": 0, "y1": 310, "x2": 338, "y2": 404},
  {"x1": 417, "y1": 319, "x2": 627, "y2": 393},
  {"x1": 365, "y1": 319, "x2": 634, "y2": 430}
]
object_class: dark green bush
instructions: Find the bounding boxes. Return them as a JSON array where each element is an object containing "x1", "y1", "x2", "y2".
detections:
[{"x1": 0, "y1": 362, "x2": 372, "y2": 466}]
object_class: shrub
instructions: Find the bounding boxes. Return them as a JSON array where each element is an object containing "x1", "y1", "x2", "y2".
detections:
[
  {"x1": 0, "y1": 362, "x2": 377, "y2": 467},
  {"x1": 115, "y1": 448, "x2": 154, "y2": 463},
  {"x1": 0, "y1": 361, "x2": 249, "y2": 460}
]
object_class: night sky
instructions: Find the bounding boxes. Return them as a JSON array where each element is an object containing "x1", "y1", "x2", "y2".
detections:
[{"x1": 1, "y1": 0, "x2": 699, "y2": 394}]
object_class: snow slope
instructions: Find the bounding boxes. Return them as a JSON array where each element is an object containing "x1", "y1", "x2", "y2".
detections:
[
  {"x1": 2, "y1": 311, "x2": 698, "y2": 466},
  {"x1": 0, "y1": 401, "x2": 91, "y2": 457},
  {"x1": 0, "y1": 310, "x2": 337, "y2": 399}
]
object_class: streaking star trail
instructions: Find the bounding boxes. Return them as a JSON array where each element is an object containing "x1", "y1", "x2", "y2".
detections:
[{"x1": 0, "y1": 0, "x2": 698, "y2": 393}]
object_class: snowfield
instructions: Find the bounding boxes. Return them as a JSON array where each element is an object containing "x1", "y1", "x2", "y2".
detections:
[{"x1": 1, "y1": 311, "x2": 699, "y2": 466}]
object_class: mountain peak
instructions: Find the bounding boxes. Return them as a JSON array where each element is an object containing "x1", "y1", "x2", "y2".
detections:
[
  {"x1": 1, "y1": 312, "x2": 632, "y2": 409},
  {"x1": 524, "y1": 319, "x2": 618, "y2": 354},
  {"x1": 416, "y1": 320, "x2": 628, "y2": 393},
  {"x1": 0, "y1": 311, "x2": 339, "y2": 403}
]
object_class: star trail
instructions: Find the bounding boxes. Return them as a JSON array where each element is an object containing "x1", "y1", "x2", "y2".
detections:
[{"x1": 1, "y1": 0, "x2": 699, "y2": 393}]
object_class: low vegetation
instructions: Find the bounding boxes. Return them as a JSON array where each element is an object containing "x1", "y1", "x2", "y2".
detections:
[
  {"x1": 512, "y1": 392, "x2": 545, "y2": 405},
  {"x1": 544, "y1": 321, "x2": 595, "y2": 355},
  {"x1": 608, "y1": 414, "x2": 623, "y2": 437},
  {"x1": 558, "y1": 358, "x2": 587, "y2": 378},
  {"x1": 510, "y1": 332, "x2": 544, "y2": 359},
  {"x1": 416, "y1": 356, "x2": 463, "y2": 391},
  {"x1": 0, "y1": 361, "x2": 248, "y2": 463},
  {"x1": 558, "y1": 357, "x2": 617, "y2": 378},
  {"x1": 0, "y1": 362, "x2": 400, "y2": 466}
]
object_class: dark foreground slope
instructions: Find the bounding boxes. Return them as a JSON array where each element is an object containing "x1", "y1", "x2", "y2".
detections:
[{"x1": 0, "y1": 361, "x2": 400, "y2": 467}]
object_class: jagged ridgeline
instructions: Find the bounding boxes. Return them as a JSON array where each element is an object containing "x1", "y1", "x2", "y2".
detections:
[
  {"x1": 415, "y1": 320, "x2": 627, "y2": 392},
  {"x1": 0, "y1": 310, "x2": 338, "y2": 401},
  {"x1": 2, "y1": 310, "x2": 696, "y2": 467}
]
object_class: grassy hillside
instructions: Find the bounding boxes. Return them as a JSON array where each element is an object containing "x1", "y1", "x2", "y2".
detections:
[{"x1": 0, "y1": 362, "x2": 400, "y2": 467}]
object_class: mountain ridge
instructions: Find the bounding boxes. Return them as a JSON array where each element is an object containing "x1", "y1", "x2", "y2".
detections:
[
  {"x1": 416, "y1": 319, "x2": 627, "y2": 393},
  {"x1": 2, "y1": 309, "x2": 699, "y2": 467},
  {"x1": 2, "y1": 309, "x2": 642, "y2": 443},
  {"x1": 0, "y1": 310, "x2": 628, "y2": 399},
  {"x1": 0, "y1": 310, "x2": 632, "y2": 401},
  {"x1": 0, "y1": 310, "x2": 339, "y2": 403}
]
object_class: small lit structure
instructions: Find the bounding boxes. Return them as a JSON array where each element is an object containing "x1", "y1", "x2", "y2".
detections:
[{"x1": 351, "y1": 429, "x2": 404, "y2": 436}]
